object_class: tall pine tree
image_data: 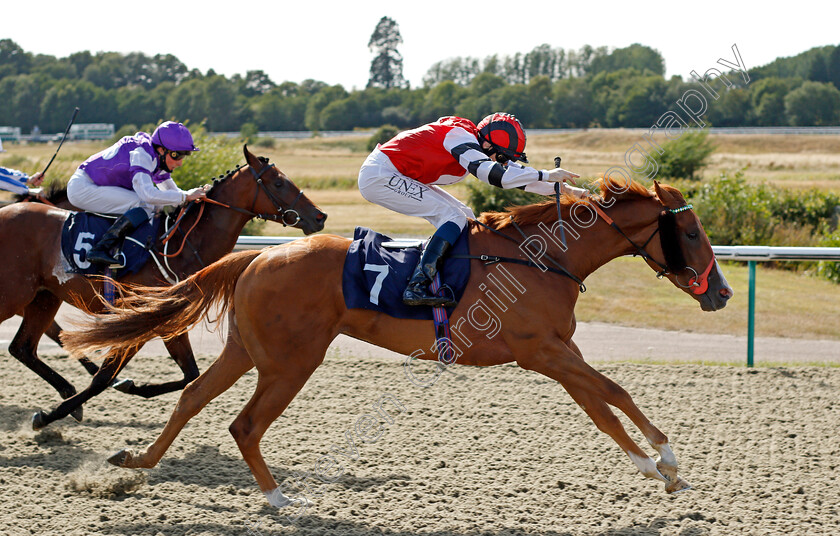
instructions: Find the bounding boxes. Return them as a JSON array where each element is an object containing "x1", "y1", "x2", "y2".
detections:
[{"x1": 367, "y1": 16, "x2": 408, "y2": 89}]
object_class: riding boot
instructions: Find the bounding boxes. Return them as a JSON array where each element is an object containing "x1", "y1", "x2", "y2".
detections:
[
  {"x1": 86, "y1": 207, "x2": 147, "y2": 266},
  {"x1": 402, "y1": 235, "x2": 457, "y2": 307}
]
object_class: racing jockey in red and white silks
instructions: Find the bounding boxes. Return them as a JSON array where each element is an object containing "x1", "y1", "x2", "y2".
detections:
[{"x1": 358, "y1": 112, "x2": 584, "y2": 308}]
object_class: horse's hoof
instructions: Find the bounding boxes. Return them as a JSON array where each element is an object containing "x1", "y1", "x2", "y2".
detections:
[
  {"x1": 666, "y1": 476, "x2": 692, "y2": 494},
  {"x1": 107, "y1": 449, "x2": 132, "y2": 467},
  {"x1": 70, "y1": 406, "x2": 84, "y2": 422},
  {"x1": 31, "y1": 411, "x2": 47, "y2": 431},
  {"x1": 111, "y1": 378, "x2": 135, "y2": 393}
]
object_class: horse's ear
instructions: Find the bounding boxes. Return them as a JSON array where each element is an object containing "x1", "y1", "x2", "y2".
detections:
[
  {"x1": 243, "y1": 144, "x2": 259, "y2": 167},
  {"x1": 653, "y1": 180, "x2": 681, "y2": 209}
]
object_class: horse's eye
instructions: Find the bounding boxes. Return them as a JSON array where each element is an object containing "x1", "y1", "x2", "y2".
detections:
[
  {"x1": 274, "y1": 180, "x2": 284, "y2": 189},
  {"x1": 687, "y1": 232, "x2": 698, "y2": 240}
]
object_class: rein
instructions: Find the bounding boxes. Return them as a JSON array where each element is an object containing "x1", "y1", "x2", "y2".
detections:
[
  {"x1": 455, "y1": 217, "x2": 587, "y2": 292},
  {"x1": 466, "y1": 188, "x2": 714, "y2": 296},
  {"x1": 157, "y1": 160, "x2": 304, "y2": 261}
]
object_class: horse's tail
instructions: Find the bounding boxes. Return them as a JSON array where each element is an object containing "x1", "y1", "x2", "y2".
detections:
[{"x1": 61, "y1": 249, "x2": 262, "y2": 360}]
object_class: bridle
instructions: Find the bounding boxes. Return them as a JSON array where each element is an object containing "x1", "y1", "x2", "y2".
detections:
[
  {"x1": 464, "y1": 188, "x2": 715, "y2": 296},
  {"x1": 586, "y1": 199, "x2": 715, "y2": 295},
  {"x1": 203, "y1": 160, "x2": 303, "y2": 226},
  {"x1": 159, "y1": 160, "x2": 305, "y2": 260}
]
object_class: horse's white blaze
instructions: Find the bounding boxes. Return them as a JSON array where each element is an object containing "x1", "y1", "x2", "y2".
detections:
[{"x1": 628, "y1": 452, "x2": 667, "y2": 482}]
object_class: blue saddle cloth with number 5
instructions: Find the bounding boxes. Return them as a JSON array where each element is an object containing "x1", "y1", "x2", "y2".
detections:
[
  {"x1": 60, "y1": 212, "x2": 160, "y2": 277},
  {"x1": 341, "y1": 226, "x2": 471, "y2": 320}
]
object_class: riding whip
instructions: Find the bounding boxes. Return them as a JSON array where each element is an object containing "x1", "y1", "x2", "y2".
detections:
[
  {"x1": 41, "y1": 107, "x2": 79, "y2": 176},
  {"x1": 553, "y1": 156, "x2": 568, "y2": 249}
]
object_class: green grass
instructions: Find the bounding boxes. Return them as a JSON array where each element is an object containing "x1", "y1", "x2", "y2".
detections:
[{"x1": 577, "y1": 257, "x2": 840, "y2": 340}]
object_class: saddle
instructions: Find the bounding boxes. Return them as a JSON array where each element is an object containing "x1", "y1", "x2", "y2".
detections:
[
  {"x1": 341, "y1": 226, "x2": 471, "y2": 321},
  {"x1": 60, "y1": 212, "x2": 160, "y2": 277}
]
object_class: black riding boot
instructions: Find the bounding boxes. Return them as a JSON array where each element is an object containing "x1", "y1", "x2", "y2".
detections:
[
  {"x1": 402, "y1": 235, "x2": 457, "y2": 307},
  {"x1": 86, "y1": 208, "x2": 146, "y2": 266}
]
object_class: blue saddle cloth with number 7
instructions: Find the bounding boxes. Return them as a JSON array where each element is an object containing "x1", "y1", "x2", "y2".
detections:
[
  {"x1": 60, "y1": 212, "x2": 160, "y2": 277},
  {"x1": 341, "y1": 226, "x2": 471, "y2": 320}
]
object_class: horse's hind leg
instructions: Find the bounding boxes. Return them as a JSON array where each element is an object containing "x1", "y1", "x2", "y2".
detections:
[
  {"x1": 518, "y1": 341, "x2": 689, "y2": 493},
  {"x1": 9, "y1": 291, "x2": 84, "y2": 421},
  {"x1": 111, "y1": 333, "x2": 200, "y2": 398},
  {"x1": 31, "y1": 349, "x2": 136, "y2": 430},
  {"x1": 111, "y1": 321, "x2": 253, "y2": 469}
]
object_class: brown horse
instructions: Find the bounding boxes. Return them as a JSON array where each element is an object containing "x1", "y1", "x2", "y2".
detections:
[
  {"x1": 63, "y1": 178, "x2": 732, "y2": 508},
  {"x1": 0, "y1": 145, "x2": 326, "y2": 429}
]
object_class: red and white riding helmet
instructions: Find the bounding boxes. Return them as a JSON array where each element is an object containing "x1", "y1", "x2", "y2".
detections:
[{"x1": 477, "y1": 112, "x2": 528, "y2": 163}]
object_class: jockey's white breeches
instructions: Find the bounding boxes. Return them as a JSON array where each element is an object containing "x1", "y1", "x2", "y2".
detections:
[
  {"x1": 357, "y1": 147, "x2": 475, "y2": 232},
  {"x1": 67, "y1": 169, "x2": 154, "y2": 217}
]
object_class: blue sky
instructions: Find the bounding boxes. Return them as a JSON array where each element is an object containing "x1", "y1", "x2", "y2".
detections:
[{"x1": 4, "y1": 1, "x2": 836, "y2": 89}]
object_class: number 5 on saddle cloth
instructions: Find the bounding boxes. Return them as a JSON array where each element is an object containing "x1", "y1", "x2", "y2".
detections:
[{"x1": 60, "y1": 212, "x2": 159, "y2": 276}]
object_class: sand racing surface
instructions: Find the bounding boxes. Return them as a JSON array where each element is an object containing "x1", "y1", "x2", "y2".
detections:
[{"x1": 1, "y1": 322, "x2": 839, "y2": 536}]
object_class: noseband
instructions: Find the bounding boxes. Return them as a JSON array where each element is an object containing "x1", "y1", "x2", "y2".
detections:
[
  {"x1": 160, "y1": 161, "x2": 306, "y2": 261},
  {"x1": 247, "y1": 161, "x2": 303, "y2": 226},
  {"x1": 589, "y1": 200, "x2": 714, "y2": 295}
]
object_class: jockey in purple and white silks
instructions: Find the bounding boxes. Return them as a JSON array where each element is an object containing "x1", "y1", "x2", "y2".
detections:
[
  {"x1": 67, "y1": 121, "x2": 207, "y2": 266},
  {"x1": 358, "y1": 113, "x2": 583, "y2": 308}
]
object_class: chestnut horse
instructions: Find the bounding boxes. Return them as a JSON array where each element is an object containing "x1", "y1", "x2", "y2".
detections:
[
  {"x1": 63, "y1": 178, "x2": 732, "y2": 507},
  {"x1": 0, "y1": 146, "x2": 326, "y2": 429}
]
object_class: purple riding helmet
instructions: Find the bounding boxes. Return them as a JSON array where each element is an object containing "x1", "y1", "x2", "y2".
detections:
[{"x1": 151, "y1": 121, "x2": 200, "y2": 152}]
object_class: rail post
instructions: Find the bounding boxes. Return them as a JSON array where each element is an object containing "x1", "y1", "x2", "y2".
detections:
[{"x1": 747, "y1": 261, "x2": 756, "y2": 367}]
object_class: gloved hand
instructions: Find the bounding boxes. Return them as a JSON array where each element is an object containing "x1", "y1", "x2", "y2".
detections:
[
  {"x1": 544, "y1": 167, "x2": 580, "y2": 184},
  {"x1": 560, "y1": 182, "x2": 590, "y2": 199},
  {"x1": 185, "y1": 185, "x2": 209, "y2": 202}
]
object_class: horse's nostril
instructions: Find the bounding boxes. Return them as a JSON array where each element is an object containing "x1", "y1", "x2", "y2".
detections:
[
  {"x1": 720, "y1": 287, "x2": 734, "y2": 299},
  {"x1": 317, "y1": 212, "x2": 327, "y2": 222}
]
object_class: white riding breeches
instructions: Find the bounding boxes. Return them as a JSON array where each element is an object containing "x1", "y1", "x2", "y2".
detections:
[
  {"x1": 358, "y1": 148, "x2": 475, "y2": 231},
  {"x1": 67, "y1": 169, "x2": 154, "y2": 217}
]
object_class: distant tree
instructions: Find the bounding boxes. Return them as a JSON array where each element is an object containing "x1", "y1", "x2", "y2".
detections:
[
  {"x1": 808, "y1": 55, "x2": 829, "y2": 83},
  {"x1": 0, "y1": 39, "x2": 31, "y2": 78},
  {"x1": 304, "y1": 85, "x2": 349, "y2": 130},
  {"x1": 705, "y1": 87, "x2": 752, "y2": 127},
  {"x1": 552, "y1": 77, "x2": 592, "y2": 127},
  {"x1": 589, "y1": 43, "x2": 665, "y2": 77},
  {"x1": 420, "y1": 80, "x2": 464, "y2": 123},
  {"x1": 784, "y1": 81, "x2": 840, "y2": 126},
  {"x1": 367, "y1": 16, "x2": 408, "y2": 89},
  {"x1": 423, "y1": 57, "x2": 482, "y2": 87},
  {"x1": 750, "y1": 77, "x2": 801, "y2": 126},
  {"x1": 237, "y1": 70, "x2": 276, "y2": 97},
  {"x1": 827, "y1": 46, "x2": 840, "y2": 90}
]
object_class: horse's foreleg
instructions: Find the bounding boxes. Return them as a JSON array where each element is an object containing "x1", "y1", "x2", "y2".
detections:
[
  {"x1": 111, "y1": 327, "x2": 253, "y2": 469},
  {"x1": 31, "y1": 351, "x2": 133, "y2": 430},
  {"x1": 518, "y1": 341, "x2": 689, "y2": 493},
  {"x1": 11, "y1": 292, "x2": 84, "y2": 422},
  {"x1": 111, "y1": 333, "x2": 200, "y2": 398}
]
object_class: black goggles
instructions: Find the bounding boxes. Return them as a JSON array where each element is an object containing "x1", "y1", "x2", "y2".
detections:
[{"x1": 167, "y1": 150, "x2": 192, "y2": 161}]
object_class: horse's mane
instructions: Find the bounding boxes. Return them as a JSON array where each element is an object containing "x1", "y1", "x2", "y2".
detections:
[
  {"x1": 477, "y1": 176, "x2": 657, "y2": 230},
  {"x1": 13, "y1": 183, "x2": 70, "y2": 205}
]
